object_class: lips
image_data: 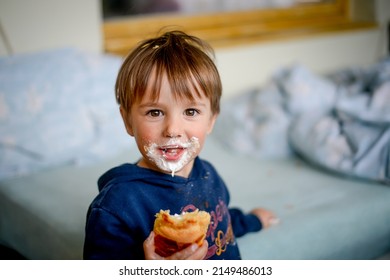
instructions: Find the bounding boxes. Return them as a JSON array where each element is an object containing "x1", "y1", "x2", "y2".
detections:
[
  {"x1": 159, "y1": 145, "x2": 186, "y2": 161},
  {"x1": 144, "y1": 137, "x2": 200, "y2": 177}
]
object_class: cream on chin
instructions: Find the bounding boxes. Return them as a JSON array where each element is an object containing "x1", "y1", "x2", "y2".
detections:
[{"x1": 144, "y1": 137, "x2": 200, "y2": 177}]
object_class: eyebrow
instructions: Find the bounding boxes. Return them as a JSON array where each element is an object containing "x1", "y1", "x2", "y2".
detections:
[
  {"x1": 138, "y1": 101, "x2": 208, "y2": 108},
  {"x1": 186, "y1": 101, "x2": 207, "y2": 108},
  {"x1": 137, "y1": 102, "x2": 160, "y2": 108}
]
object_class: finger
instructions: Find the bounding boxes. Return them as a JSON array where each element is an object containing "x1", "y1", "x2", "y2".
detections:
[
  {"x1": 143, "y1": 231, "x2": 154, "y2": 249},
  {"x1": 269, "y1": 217, "x2": 280, "y2": 225},
  {"x1": 168, "y1": 240, "x2": 208, "y2": 260},
  {"x1": 184, "y1": 240, "x2": 208, "y2": 260},
  {"x1": 165, "y1": 244, "x2": 196, "y2": 260},
  {"x1": 143, "y1": 231, "x2": 163, "y2": 260},
  {"x1": 251, "y1": 208, "x2": 279, "y2": 228}
]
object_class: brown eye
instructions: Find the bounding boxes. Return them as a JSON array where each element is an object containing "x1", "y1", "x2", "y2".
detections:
[
  {"x1": 147, "y1": 110, "x2": 163, "y2": 117},
  {"x1": 185, "y1": 108, "x2": 199, "y2": 117}
]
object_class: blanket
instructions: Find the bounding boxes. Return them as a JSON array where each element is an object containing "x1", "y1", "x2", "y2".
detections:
[
  {"x1": 0, "y1": 49, "x2": 132, "y2": 180},
  {"x1": 214, "y1": 57, "x2": 390, "y2": 184}
]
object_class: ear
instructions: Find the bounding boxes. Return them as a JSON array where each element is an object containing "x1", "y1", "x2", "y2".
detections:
[
  {"x1": 120, "y1": 106, "x2": 134, "y2": 136},
  {"x1": 206, "y1": 113, "x2": 218, "y2": 135}
]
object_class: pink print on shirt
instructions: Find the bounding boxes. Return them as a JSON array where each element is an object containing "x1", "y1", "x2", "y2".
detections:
[{"x1": 181, "y1": 200, "x2": 235, "y2": 259}]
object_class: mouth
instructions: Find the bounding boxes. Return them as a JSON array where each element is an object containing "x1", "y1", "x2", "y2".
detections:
[
  {"x1": 159, "y1": 145, "x2": 186, "y2": 161},
  {"x1": 144, "y1": 137, "x2": 200, "y2": 177}
]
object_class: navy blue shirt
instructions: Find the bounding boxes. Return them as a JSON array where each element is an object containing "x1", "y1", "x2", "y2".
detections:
[{"x1": 83, "y1": 157, "x2": 262, "y2": 259}]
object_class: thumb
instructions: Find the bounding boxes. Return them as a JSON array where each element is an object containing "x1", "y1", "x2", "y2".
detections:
[{"x1": 143, "y1": 231, "x2": 161, "y2": 260}]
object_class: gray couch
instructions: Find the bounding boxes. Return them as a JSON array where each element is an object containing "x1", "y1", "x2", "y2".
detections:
[{"x1": 1, "y1": 136, "x2": 390, "y2": 259}]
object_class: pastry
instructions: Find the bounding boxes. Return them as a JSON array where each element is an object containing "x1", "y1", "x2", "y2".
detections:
[{"x1": 153, "y1": 209, "x2": 210, "y2": 257}]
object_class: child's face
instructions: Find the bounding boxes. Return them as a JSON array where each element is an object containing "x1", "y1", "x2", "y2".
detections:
[{"x1": 120, "y1": 73, "x2": 217, "y2": 178}]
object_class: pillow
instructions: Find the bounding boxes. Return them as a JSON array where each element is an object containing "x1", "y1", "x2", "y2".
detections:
[{"x1": 0, "y1": 48, "x2": 131, "y2": 179}]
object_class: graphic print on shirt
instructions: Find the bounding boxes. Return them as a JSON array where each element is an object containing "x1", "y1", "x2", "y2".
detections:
[{"x1": 182, "y1": 199, "x2": 235, "y2": 259}]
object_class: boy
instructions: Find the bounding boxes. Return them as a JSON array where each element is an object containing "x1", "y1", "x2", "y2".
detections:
[{"x1": 84, "y1": 30, "x2": 277, "y2": 260}]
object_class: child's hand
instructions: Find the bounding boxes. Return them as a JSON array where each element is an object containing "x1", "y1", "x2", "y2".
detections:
[
  {"x1": 250, "y1": 208, "x2": 279, "y2": 229},
  {"x1": 143, "y1": 231, "x2": 209, "y2": 260}
]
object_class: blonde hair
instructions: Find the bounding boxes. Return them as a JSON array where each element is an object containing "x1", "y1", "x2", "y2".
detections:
[{"x1": 115, "y1": 30, "x2": 222, "y2": 115}]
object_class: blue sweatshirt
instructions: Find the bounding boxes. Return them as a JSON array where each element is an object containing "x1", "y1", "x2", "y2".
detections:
[{"x1": 83, "y1": 157, "x2": 262, "y2": 259}]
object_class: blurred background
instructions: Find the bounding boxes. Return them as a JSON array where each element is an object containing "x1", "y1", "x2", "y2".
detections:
[
  {"x1": 1, "y1": 0, "x2": 390, "y2": 261},
  {"x1": 0, "y1": 0, "x2": 389, "y2": 97}
]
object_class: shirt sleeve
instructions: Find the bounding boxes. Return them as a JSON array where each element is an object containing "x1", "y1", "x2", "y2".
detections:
[
  {"x1": 83, "y1": 207, "x2": 144, "y2": 259},
  {"x1": 229, "y1": 208, "x2": 263, "y2": 238}
]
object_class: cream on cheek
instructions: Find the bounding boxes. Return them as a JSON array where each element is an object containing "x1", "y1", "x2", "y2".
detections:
[{"x1": 143, "y1": 137, "x2": 200, "y2": 177}]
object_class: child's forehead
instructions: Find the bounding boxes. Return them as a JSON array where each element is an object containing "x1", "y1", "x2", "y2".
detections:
[
  {"x1": 148, "y1": 68, "x2": 198, "y2": 87},
  {"x1": 141, "y1": 91, "x2": 207, "y2": 104},
  {"x1": 141, "y1": 82, "x2": 208, "y2": 105},
  {"x1": 142, "y1": 70, "x2": 207, "y2": 101}
]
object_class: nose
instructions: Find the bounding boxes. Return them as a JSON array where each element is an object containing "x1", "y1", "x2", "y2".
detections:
[{"x1": 163, "y1": 115, "x2": 183, "y2": 138}]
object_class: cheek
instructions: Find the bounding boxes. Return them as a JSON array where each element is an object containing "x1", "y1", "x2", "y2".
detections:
[
  {"x1": 132, "y1": 126, "x2": 157, "y2": 149},
  {"x1": 132, "y1": 120, "x2": 155, "y2": 139},
  {"x1": 189, "y1": 127, "x2": 209, "y2": 147}
]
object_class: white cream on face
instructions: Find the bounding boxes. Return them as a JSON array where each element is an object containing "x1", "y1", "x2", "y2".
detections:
[{"x1": 144, "y1": 136, "x2": 200, "y2": 177}]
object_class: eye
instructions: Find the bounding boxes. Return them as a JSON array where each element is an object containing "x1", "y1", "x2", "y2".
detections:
[
  {"x1": 147, "y1": 109, "x2": 163, "y2": 117},
  {"x1": 184, "y1": 108, "x2": 199, "y2": 117}
]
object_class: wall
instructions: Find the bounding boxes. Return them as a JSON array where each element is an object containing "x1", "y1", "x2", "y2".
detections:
[
  {"x1": 374, "y1": 0, "x2": 390, "y2": 55},
  {"x1": 216, "y1": 29, "x2": 383, "y2": 98},
  {"x1": 0, "y1": 0, "x2": 102, "y2": 55}
]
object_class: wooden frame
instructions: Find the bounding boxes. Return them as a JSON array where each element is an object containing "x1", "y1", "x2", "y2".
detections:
[{"x1": 103, "y1": 0, "x2": 376, "y2": 56}]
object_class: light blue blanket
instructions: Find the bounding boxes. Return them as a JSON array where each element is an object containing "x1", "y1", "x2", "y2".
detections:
[
  {"x1": 0, "y1": 49, "x2": 132, "y2": 179},
  {"x1": 215, "y1": 58, "x2": 390, "y2": 184}
]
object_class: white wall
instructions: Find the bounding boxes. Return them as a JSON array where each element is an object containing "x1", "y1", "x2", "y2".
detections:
[
  {"x1": 0, "y1": 0, "x2": 102, "y2": 55},
  {"x1": 216, "y1": 29, "x2": 383, "y2": 98},
  {"x1": 374, "y1": 0, "x2": 390, "y2": 57}
]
